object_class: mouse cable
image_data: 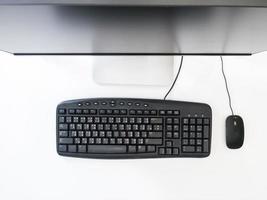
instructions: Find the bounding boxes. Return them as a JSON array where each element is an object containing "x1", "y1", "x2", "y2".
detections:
[
  {"x1": 164, "y1": 56, "x2": 184, "y2": 100},
  {"x1": 220, "y1": 56, "x2": 235, "y2": 116}
]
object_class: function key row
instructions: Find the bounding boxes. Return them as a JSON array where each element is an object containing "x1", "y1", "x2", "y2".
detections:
[{"x1": 58, "y1": 109, "x2": 180, "y2": 116}]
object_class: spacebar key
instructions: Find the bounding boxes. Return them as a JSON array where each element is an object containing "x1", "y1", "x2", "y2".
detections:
[{"x1": 87, "y1": 145, "x2": 127, "y2": 154}]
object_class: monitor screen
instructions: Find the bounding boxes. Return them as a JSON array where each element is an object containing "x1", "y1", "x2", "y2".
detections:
[{"x1": 0, "y1": 5, "x2": 267, "y2": 55}]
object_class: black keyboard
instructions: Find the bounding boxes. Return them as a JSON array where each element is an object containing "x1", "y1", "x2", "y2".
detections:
[{"x1": 56, "y1": 98, "x2": 212, "y2": 159}]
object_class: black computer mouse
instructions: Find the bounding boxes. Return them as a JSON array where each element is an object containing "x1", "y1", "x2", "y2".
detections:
[{"x1": 226, "y1": 115, "x2": 244, "y2": 149}]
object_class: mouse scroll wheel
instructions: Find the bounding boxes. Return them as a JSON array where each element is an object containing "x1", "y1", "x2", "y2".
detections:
[{"x1": 234, "y1": 121, "x2": 237, "y2": 126}]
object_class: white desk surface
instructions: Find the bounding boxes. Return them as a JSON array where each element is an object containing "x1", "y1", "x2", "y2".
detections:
[{"x1": 0, "y1": 52, "x2": 267, "y2": 200}]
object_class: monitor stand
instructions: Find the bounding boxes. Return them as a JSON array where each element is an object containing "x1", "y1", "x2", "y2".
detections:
[{"x1": 93, "y1": 56, "x2": 176, "y2": 86}]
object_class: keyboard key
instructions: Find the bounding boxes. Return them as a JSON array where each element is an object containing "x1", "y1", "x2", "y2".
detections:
[
  {"x1": 197, "y1": 125, "x2": 202, "y2": 132},
  {"x1": 190, "y1": 125, "x2": 195, "y2": 131},
  {"x1": 96, "y1": 138, "x2": 102, "y2": 144},
  {"x1": 150, "y1": 118, "x2": 163, "y2": 124},
  {"x1": 117, "y1": 138, "x2": 123, "y2": 144},
  {"x1": 58, "y1": 145, "x2": 67, "y2": 152},
  {"x1": 204, "y1": 118, "x2": 210, "y2": 125},
  {"x1": 182, "y1": 146, "x2": 195, "y2": 153},
  {"x1": 68, "y1": 145, "x2": 77, "y2": 152},
  {"x1": 197, "y1": 118, "x2": 203, "y2": 124},
  {"x1": 196, "y1": 146, "x2": 202, "y2": 153},
  {"x1": 128, "y1": 146, "x2": 136, "y2": 153},
  {"x1": 58, "y1": 109, "x2": 66, "y2": 114},
  {"x1": 173, "y1": 125, "x2": 179, "y2": 131},
  {"x1": 129, "y1": 110, "x2": 136, "y2": 115},
  {"x1": 189, "y1": 139, "x2": 195, "y2": 145},
  {"x1": 99, "y1": 109, "x2": 106, "y2": 115},
  {"x1": 138, "y1": 138, "x2": 144, "y2": 145},
  {"x1": 137, "y1": 145, "x2": 146, "y2": 153},
  {"x1": 167, "y1": 110, "x2": 173, "y2": 115},
  {"x1": 148, "y1": 132, "x2": 162, "y2": 138},
  {"x1": 78, "y1": 145, "x2": 87, "y2": 153},
  {"x1": 196, "y1": 132, "x2": 202, "y2": 138},
  {"x1": 80, "y1": 128, "x2": 86, "y2": 134},
  {"x1": 159, "y1": 110, "x2": 166, "y2": 115},
  {"x1": 147, "y1": 145, "x2": 156, "y2": 152},
  {"x1": 136, "y1": 110, "x2": 143, "y2": 115},
  {"x1": 113, "y1": 110, "x2": 120, "y2": 115},
  {"x1": 80, "y1": 117, "x2": 86, "y2": 123},
  {"x1": 59, "y1": 124, "x2": 68, "y2": 130},
  {"x1": 166, "y1": 141, "x2": 172, "y2": 147},
  {"x1": 166, "y1": 118, "x2": 173, "y2": 124},
  {"x1": 89, "y1": 138, "x2": 95, "y2": 144},
  {"x1": 183, "y1": 118, "x2": 189, "y2": 124},
  {"x1": 196, "y1": 139, "x2": 202, "y2": 145},
  {"x1": 74, "y1": 138, "x2": 81, "y2": 144},
  {"x1": 166, "y1": 148, "x2": 172, "y2": 155},
  {"x1": 173, "y1": 118, "x2": 180, "y2": 124},
  {"x1": 183, "y1": 125, "x2": 189, "y2": 131},
  {"x1": 120, "y1": 110, "x2": 127, "y2": 115},
  {"x1": 173, "y1": 132, "x2": 179, "y2": 138},
  {"x1": 83, "y1": 109, "x2": 89, "y2": 114},
  {"x1": 87, "y1": 145, "x2": 127, "y2": 154},
  {"x1": 123, "y1": 138, "x2": 130, "y2": 144},
  {"x1": 143, "y1": 110, "x2": 150, "y2": 115},
  {"x1": 166, "y1": 132, "x2": 172, "y2": 138},
  {"x1": 68, "y1": 109, "x2": 75, "y2": 114},
  {"x1": 82, "y1": 138, "x2": 88, "y2": 144},
  {"x1": 70, "y1": 131, "x2": 77, "y2": 137},
  {"x1": 110, "y1": 138, "x2": 116, "y2": 144},
  {"x1": 66, "y1": 117, "x2": 72, "y2": 123},
  {"x1": 141, "y1": 132, "x2": 147, "y2": 138},
  {"x1": 103, "y1": 138, "x2": 109, "y2": 144},
  {"x1": 59, "y1": 131, "x2": 68, "y2": 137},
  {"x1": 173, "y1": 110, "x2": 180, "y2": 115},
  {"x1": 182, "y1": 132, "x2": 189, "y2": 138},
  {"x1": 131, "y1": 138, "x2": 137, "y2": 145},
  {"x1": 58, "y1": 116, "x2": 65, "y2": 123},
  {"x1": 90, "y1": 109, "x2": 97, "y2": 114},
  {"x1": 190, "y1": 132, "x2": 195, "y2": 138},
  {"x1": 204, "y1": 126, "x2": 210, "y2": 138},
  {"x1": 153, "y1": 125, "x2": 163, "y2": 131},
  {"x1": 145, "y1": 139, "x2": 162, "y2": 145},
  {"x1": 76, "y1": 109, "x2": 82, "y2": 114},
  {"x1": 190, "y1": 118, "x2": 196, "y2": 124},
  {"x1": 159, "y1": 148, "x2": 165, "y2": 155},
  {"x1": 85, "y1": 131, "x2": 91, "y2": 137},
  {"x1": 59, "y1": 138, "x2": 73, "y2": 144},
  {"x1": 150, "y1": 110, "x2": 157, "y2": 115},
  {"x1": 182, "y1": 139, "x2": 188, "y2": 145},
  {"x1": 173, "y1": 148, "x2": 179, "y2": 155},
  {"x1": 203, "y1": 140, "x2": 209, "y2": 153}
]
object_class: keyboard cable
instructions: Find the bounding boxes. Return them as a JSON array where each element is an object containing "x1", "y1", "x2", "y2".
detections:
[
  {"x1": 164, "y1": 56, "x2": 235, "y2": 116},
  {"x1": 164, "y1": 56, "x2": 184, "y2": 100},
  {"x1": 220, "y1": 56, "x2": 235, "y2": 116}
]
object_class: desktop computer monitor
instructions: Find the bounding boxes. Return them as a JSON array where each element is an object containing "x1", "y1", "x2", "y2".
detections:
[
  {"x1": 0, "y1": 0, "x2": 267, "y2": 55},
  {"x1": 0, "y1": 1, "x2": 264, "y2": 158}
]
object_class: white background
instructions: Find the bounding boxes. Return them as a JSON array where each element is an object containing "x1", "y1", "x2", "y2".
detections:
[{"x1": 0, "y1": 51, "x2": 267, "y2": 200}]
